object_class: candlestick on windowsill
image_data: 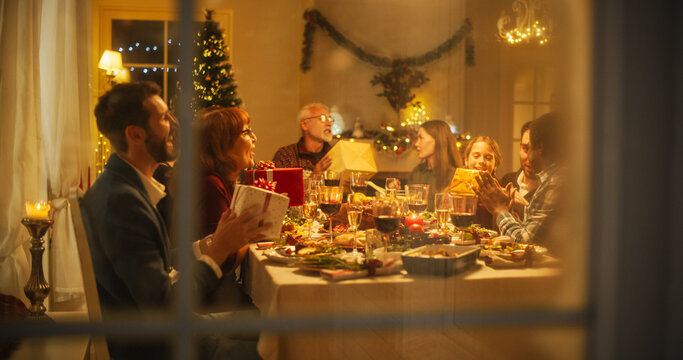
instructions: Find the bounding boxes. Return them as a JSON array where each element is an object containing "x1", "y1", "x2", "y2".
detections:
[{"x1": 21, "y1": 202, "x2": 54, "y2": 322}]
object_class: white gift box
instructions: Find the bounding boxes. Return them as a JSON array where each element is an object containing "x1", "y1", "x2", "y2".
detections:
[{"x1": 230, "y1": 184, "x2": 289, "y2": 239}]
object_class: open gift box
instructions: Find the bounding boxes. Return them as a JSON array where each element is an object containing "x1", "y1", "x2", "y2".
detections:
[
  {"x1": 231, "y1": 184, "x2": 289, "y2": 239},
  {"x1": 244, "y1": 168, "x2": 304, "y2": 207},
  {"x1": 326, "y1": 140, "x2": 377, "y2": 185}
]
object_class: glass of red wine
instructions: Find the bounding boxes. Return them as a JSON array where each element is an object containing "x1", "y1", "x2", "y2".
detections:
[
  {"x1": 317, "y1": 186, "x2": 343, "y2": 241},
  {"x1": 372, "y1": 197, "x2": 400, "y2": 253},
  {"x1": 350, "y1": 171, "x2": 368, "y2": 195},
  {"x1": 405, "y1": 184, "x2": 429, "y2": 215},
  {"x1": 450, "y1": 194, "x2": 478, "y2": 243}
]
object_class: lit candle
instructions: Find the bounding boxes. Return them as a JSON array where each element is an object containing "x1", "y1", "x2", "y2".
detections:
[
  {"x1": 405, "y1": 213, "x2": 424, "y2": 227},
  {"x1": 25, "y1": 202, "x2": 50, "y2": 220}
]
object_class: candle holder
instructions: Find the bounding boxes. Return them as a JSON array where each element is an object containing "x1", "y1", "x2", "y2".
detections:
[{"x1": 21, "y1": 218, "x2": 54, "y2": 322}]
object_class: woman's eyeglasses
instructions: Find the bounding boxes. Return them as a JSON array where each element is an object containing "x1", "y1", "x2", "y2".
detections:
[
  {"x1": 302, "y1": 114, "x2": 335, "y2": 124},
  {"x1": 241, "y1": 128, "x2": 256, "y2": 138}
]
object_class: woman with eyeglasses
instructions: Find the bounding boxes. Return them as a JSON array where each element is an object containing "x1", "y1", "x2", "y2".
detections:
[{"x1": 195, "y1": 106, "x2": 258, "y2": 310}]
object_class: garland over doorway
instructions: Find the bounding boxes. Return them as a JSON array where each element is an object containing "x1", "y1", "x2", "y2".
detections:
[{"x1": 300, "y1": 9, "x2": 475, "y2": 115}]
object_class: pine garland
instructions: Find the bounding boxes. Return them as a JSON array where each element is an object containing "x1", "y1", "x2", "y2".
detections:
[{"x1": 300, "y1": 9, "x2": 475, "y2": 72}]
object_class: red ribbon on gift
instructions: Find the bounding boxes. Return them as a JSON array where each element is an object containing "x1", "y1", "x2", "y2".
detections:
[{"x1": 253, "y1": 177, "x2": 277, "y2": 192}]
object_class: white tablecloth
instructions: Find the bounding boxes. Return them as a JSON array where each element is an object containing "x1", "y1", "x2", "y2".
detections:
[{"x1": 244, "y1": 244, "x2": 580, "y2": 360}]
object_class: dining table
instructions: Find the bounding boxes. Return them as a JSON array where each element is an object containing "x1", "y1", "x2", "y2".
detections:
[{"x1": 243, "y1": 242, "x2": 579, "y2": 360}]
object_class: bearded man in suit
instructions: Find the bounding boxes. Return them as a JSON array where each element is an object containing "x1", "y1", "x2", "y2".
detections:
[{"x1": 82, "y1": 81, "x2": 268, "y2": 359}]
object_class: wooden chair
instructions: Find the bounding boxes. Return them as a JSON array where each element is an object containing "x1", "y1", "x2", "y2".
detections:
[{"x1": 68, "y1": 187, "x2": 111, "y2": 360}]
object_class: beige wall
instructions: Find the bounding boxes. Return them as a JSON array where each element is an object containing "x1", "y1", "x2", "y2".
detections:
[
  {"x1": 198, "y1": 0, "x2": 303, "y2": 162},
  {"x1": 91, "y1": 0, "x2": 560, "y2": 174},
  {"x1": 307, "y1": 0, "x2": 466, "y2": 136}
]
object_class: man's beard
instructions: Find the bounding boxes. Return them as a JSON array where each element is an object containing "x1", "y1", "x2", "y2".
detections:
[{"x1": 145, "y1": 133, "x2": 176, "y2": 163}]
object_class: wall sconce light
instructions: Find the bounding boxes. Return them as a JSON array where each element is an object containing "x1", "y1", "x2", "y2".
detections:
[{"x1": 98, "y1": 50, "x2": 124, "y2": 86}]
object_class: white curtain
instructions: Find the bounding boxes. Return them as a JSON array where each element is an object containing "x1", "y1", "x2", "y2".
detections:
[
  {"x1": 0, "y1": 0, "x2": 44, "y2": 304},
  {"x1": 39, "y1": 0, "x2": 92, "y2": 302},
  {"x1": 0, "y1": 0, "x2": 92, "y2": 304}
]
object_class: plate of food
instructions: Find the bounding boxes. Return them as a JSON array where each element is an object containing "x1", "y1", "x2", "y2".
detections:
[
  {"x1": 452, "y1": 224, "x2": 498, "y2": 245},
  {"x1": 263, "y1": 246, "x2": 301, "y2": 265},
  {"x1": 479, "y1": 238, "x2": 556, "y2": 267},
  {"x1": 333, "y1": 231, "x2": 366, "y2": 249}
]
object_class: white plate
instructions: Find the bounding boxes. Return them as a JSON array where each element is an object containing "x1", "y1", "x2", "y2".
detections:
[{"x1": 263, "y1": 247, "x2": 300, "y2": 265}]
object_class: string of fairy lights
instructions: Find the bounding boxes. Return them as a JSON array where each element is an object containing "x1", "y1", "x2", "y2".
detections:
[{"x1": 330, "y1": 102, "x2": 471, "y2": 156}]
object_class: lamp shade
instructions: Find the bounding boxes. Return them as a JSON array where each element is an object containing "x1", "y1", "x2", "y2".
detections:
[{"x1": 98, "y1": 50, "x2": 123, "y2": 73}]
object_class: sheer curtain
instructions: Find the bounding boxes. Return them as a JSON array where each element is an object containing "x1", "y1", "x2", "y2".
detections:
[
  {"x1": 0, "y1": 0, "x2": 92, "y2": 304},
  {"x1": 39, "y1": 0, "x2": 92, "y2": 303}
]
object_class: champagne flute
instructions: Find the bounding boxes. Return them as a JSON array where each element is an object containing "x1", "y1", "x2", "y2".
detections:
[
  {"x1": 451, "y1": 194, "x2": 478, "y2": 243},
  {"x1": 317, "y1": 186, "x2": 343, "y2": 241},
  {"x1": 434, "y1": 193, "x2": 452, "y2": 235},
  {"x1": 345, "y1": 193, "x2": 363, "y2": 261},
  {"x1": 303, "y1": 191, "x2": 318, "y2": 239},
  {"x1": 405, "y1": 184, "x2": 429, "y2": 215}
]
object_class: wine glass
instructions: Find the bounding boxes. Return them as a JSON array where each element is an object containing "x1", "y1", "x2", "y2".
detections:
[
  {"x1": 324, "y1": 170, "x2": 340, "y2": 186},
  {"x1": 305, "y1": 173, "x2": 324, "y2": 192},
  {"x1": 450, "y1": 194, "x2": 478, "y2": 243},
  {"x1": 317, "y1": 186, "x2": 343, "y2": 241},
  {"x1": 434, "y1": 193, "x2": 452, "y2": 235},
  {"x1": 372, "y1": 197, "x2": 400, "y2": 253},
  {"x1": 405, "y1": 184, "x2": 429, "y2": 215},
  {"x1": 350, "y1": 171, "x2": 368, "y2": 195},
  {"x1": 302, "y1": 191, "x2": 318, "y2": 239},
  {"x1": 385, "y1": 177, "x2": 401, "y2": 197},
  {"x1": 344, "y1": 193, "x2": 364, "y2": 261}
]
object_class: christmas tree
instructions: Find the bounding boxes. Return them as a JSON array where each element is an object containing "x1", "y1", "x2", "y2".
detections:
[{"x1": 192, "y1": 9, "x2": 242, "y2": 111}]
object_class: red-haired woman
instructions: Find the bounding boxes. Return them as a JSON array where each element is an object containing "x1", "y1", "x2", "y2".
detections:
[{"x1": 196, "y1": 106, "x2": 257, "y2": 310}]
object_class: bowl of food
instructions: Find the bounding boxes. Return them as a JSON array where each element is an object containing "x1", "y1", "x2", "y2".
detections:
[{"x1": 401, "y1": 244, "x2": 480, "y2": 277}]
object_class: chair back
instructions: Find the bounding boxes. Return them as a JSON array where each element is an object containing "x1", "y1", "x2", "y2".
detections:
[{"x1": 68, "y1": 187, "x2": 110, "y2": 360}]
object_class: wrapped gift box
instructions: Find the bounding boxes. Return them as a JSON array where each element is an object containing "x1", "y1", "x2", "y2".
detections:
[
  {"x1": 244, "y1": 168, "x2": 304, "y2": 207},
  {"x1": 448, "y1": 168, "x2": 480, "y2": 195},
  {"x1": 327, "y1": 140, "x2": 377, "y2": 184},
  {"x1": 231, "y1": 184, "x2": 289, "y2": 239}
]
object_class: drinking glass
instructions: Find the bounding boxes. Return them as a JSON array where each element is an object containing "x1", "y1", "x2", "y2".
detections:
[
  {"x1": 324, "y1": 170, "x2": 340, "y2": 186},
  {"x1": 372, "y1": 197, "x2": 400, "y2": 252},
  {"x1": 344, "y1": 193, "x2": 364, "y2": 261},
  {"x1": 451, "y1": 194, "x2": 478, "y2": 243},
  {"x1": 350, "y1": 171, "x2": 368, "y2": 195},
  {"x1": 317, "y1": 186, "x2": 343, "y2": 241},
  {"x1": 405, "y1": 184, "x2": 429, "y2": 215},
  {"x1": 305, "y1": 173, "x2": 324, "y2": 191},
  {"x1": 434, "y1": 193, "x2": 452, "y2": 234},
  {"x1": 385, "y1": 177, "x2": 401, "y2": 196},
  {"x1": 302, "y1": 191, "x2": 318, "y2": 239},
  {"x1": 364, "y1": 229, "x2": 384, "y2": 260}
]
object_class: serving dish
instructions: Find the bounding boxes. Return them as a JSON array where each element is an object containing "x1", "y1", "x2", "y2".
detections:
[{"x1": 401, "y1": 244, "x2": 480, "y2": 277}]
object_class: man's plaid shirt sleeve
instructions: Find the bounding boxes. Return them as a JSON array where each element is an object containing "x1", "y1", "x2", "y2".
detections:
[{"x1": 496, "y1": 166, "x2": 560, "y2": 244}]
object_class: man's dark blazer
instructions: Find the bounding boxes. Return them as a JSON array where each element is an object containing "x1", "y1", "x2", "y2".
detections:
[{"x1": 81, "y1": 153, "x2": 219, "y2": 359}]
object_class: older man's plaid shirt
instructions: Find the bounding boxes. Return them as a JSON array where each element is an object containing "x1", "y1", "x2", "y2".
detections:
[{"x1": 496, "y1": 163, "x2": 562, "y2": 244}]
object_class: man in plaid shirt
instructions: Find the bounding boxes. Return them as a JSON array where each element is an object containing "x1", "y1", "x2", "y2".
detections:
[{"x1": 475, "y1": 113, "x2": 563, "y2": 246}]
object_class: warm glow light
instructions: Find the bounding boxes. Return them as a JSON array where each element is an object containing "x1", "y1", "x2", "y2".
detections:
[
  {"x1": 98, "y1": 50, "x2": 123, "y2": 75},
  {"x1": 25, "y1": 202, "x2": 50, "y2": 220}
]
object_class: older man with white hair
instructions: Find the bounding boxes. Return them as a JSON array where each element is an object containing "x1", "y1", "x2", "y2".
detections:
[{"x1": 272, "y1": 103, "x2": 333, "y2": 174}]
